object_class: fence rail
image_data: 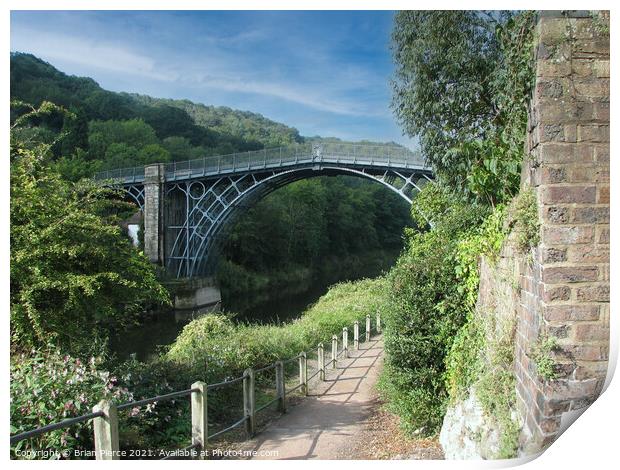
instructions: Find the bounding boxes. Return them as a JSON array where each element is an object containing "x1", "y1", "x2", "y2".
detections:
[
  {"x1": 10, "y1": 311, "x2": 382, "y2": 460},
  {"x1": 93, "y1": 142, "x2": 427, "y2": 184}
]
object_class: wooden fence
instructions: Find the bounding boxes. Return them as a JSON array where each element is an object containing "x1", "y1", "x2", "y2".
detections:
[{"x1": 11, "y1": 313, "x2": 382, "y2": 460}]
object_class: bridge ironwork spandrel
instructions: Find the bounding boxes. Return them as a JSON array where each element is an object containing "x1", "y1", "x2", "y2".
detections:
[{"x1": 95, "y1": 142, "x2": 433, "y2": 278}]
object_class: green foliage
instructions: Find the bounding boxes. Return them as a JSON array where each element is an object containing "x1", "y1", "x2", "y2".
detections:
[
  {"x1": 167, "y1": 278, "x2": 387, "y2": 376},
  {"x1": 454, "y1": 205, "x2": 508, "y2": 308},
  {"x1": 444, "y1": 317, "x2": 484, "y2": 401},
  {"x1": 474, "y1": 314, "x2": 519, "y2": 459},
  {"x1": 512, "y1": 188, "x2": 540, "y2": 252},
  {"x1": 444, "y1": 205, "x2": 508, "y2": 403},
  {"x1": 10, "y1": 52, "x2": 303, "y2": 172},
  {"x1": 218, "y1": 175, "x2": 411, "y2": 301},
  {"x1": 378, "y1": 184, "x2": 488, "y2": 435},
  {"x1": 445, "y1": 308, "x2": 519, "y2": 458},
  {"x1": 131, "y1": 94, "x2": 303, "y2": 148},
  {"x1": 10, "y1": 349, "x2": 133, "y2": 459},
  {"x1": 443, "y1": 201, "x2": 525, "y2": 458},
  {"x1": 532, "y1": 335, "x2": 559, "y2": 381},
  {"x1": 391, "y1": 11, "x2": 536, "y2": 204},
  {"x1": 10, "y1": 104, "x2": 170, "y2": 355},
  {"x1": 590, "y1": 11, "x2": 610, "y2": 35}
]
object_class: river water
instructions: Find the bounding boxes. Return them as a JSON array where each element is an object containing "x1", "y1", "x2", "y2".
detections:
[{"x1": 109, "y1": 283, "x2": 329, "y2": 361}]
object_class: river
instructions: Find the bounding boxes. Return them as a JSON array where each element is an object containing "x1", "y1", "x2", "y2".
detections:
[{"x1": 109, "y1": 283, "x2": 329, "y2": 362}]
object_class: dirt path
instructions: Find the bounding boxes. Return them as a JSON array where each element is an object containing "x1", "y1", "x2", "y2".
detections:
[{"x1": 239, "y1": 336, "x2": 385, "y2": 460}]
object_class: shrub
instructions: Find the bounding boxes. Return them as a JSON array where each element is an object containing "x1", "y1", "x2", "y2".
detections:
[
  {"x1": 531, "y1": 335, "x2": 559, "y2": 381},
  {"x1": 378, "y1": 184, "x2": 488, "y2": 435},
  {"x1": 511, "y1": 188, "x2": 540, "y2": 253},
  {"x1": 10, "y1": 348, "x2": 133, "y2": 459}
]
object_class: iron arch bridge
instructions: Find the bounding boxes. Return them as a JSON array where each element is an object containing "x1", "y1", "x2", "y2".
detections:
[{"x1": 95, "y1": 142, "x2": 433, "y2": 278}]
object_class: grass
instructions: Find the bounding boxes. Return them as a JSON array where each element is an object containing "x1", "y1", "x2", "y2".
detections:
[{"x1": 165, "y1": 277, "x2": 387, "y2": 385}]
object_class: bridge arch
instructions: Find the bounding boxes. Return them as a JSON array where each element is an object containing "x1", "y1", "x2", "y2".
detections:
[
  {"x1": 97, "y1": 142, "x2": 433, "y2": 278},
  {"x1": 174, "y1": 166, "x2": 432, "y2": 278}
]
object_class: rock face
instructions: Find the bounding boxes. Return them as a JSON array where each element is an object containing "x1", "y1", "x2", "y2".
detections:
[{"x1": 439, "y1": 390, "x2": 499, "y2": 460}]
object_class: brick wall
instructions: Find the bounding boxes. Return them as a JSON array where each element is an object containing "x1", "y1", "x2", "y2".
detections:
[{"x1": 516, "y1": 11, "x2": 610, "y2": 454}]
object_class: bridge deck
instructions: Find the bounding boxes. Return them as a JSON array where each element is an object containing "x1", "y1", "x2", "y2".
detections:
[{"x1": 94, "y1": 142, "x2": 430, "y2": 185}]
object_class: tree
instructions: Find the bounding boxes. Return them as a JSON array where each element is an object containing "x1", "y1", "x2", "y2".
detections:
[
  {"x1": 391, "y1": 11, "x2": 535, "y2": 204},
  {"x1": 10, "y1": 103, "x2": 170, "y2": 355}
]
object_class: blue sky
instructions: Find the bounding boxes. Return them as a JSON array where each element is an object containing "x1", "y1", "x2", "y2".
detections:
[{"x1": 11, "y1": 10, "x2": 416, "y2": 148}]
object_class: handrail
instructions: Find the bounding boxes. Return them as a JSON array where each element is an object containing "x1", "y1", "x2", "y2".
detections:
[
  {"x1": 93, "y1": 142, "x2": 428, "y2": 184},
  {"x1": 255, "y1": 396, "x2": 280, "y2": 413},
  {"x1": 207, "y1": 416, "x2": 248, "y2": 440},
  {"x1": 116, "y1": 387, "x2": 198, "y2": 411},
  {"x1": 10, "y1": 313, "x2": 381, "y2": 459},
  {"x1": 254, "y1": 363, "x2": 278, "y2": 374},
  {"x1": 9, "y1": 410, "x2": 104, "y2": 445},
  {"x1": 206, "y1": 375, "x2": 245, "y2": 390}
]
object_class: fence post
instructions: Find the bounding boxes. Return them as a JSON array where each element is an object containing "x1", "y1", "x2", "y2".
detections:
[
  {"x1": 354, "y1": 321, "x2": 360, "y2": 350},
  {"x1": 92, "y1": 400, "x2": 120, "y2": 460},
  {"x1": 366, "y1": 314, "x2": 371, "y2": 342},
  {"x1": 243, "y1": 369, "x2": 255, "y2": 438},
  {"x1": 190, "y1": 381, "x2": 208, "y2": 459},
  {"x1": 331, "y1": 335, "x2": 338, "y2": 369},
  {"x1": 376, "y1": 311, "x2": 382, "y2": 333},
  {"x1": 342, "y1": 327, "x2": 349, "y2": 358},
  {"x1": 298, "y1": 352, "x2": 308, "y2": 396},
  {"x1": 275, "y1": 361, "x2": 286, "y2": 413},
  {"x1": 318, "y1": 343, "x2": 325, "y2": 381}
]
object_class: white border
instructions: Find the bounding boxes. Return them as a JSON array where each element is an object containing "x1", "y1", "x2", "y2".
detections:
[{"x1": 2, "y1": 2, "x2": 617, "y2": 469}]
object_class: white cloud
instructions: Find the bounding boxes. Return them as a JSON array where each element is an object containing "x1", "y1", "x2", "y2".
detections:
[
  {"x1": 190, "y1": 74, "x2": 386, "y2": 117},
  {"x1": 11, "y1": 24, "x2": 390, "y2": 118},
  {"x1": 11, "y1": 27, "x2": 179, "y2": 82}
]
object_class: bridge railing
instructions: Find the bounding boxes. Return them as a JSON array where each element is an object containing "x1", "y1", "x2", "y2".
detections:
[
  {"x1": 10, "y1": 313, "x2": 383, "y2": 460},
  {"x1": 94, "y1": 142, "x2": 427, "y2": 184},
  {"x1": 94, "y1": 166, "x2": 145, "y2": 184},
  {"x1": 163, "y1": 143, "x2": 315, "y2": 180}
]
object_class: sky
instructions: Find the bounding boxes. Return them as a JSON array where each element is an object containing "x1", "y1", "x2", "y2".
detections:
[{"x1": 10, "y1": 10, "x2": 416, "y2": 148}]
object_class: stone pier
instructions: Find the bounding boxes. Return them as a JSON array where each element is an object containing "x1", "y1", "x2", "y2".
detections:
[{"x1": 143, "y1": 163, "x2": 165, "y2": 265}]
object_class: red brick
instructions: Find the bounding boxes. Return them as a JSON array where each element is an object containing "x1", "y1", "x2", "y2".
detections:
[
  {"x1": 593, "y1": 102, "x2": 610, "y2": 121},
  {"x1": 542, "y1": 266, "x2": 598, "y2": 284},
  {"x1": 544, "y1": 378, "x2": 599, "y2": 400},
  {"x1": 543, "y1": 305, "x2": 600, "y2": 322},
  {"x1": 571, "y1": 206, "x2": 609, "y2": 224},
  {"x1": 574, "y1": 324, "x2": 609, "y2": 342},
  {"x1": 542, "y1": 247, "x2": 567, "y2": 263},
  {"x1": 573, "y1": 38, "x2": 610, "y2": 58},
  {"x1": 575, "y1": 284, "x2": 610, "y2": 302},
  {"x1": 542, "y1": 206, "x2": 569, "y2": 223},
  {"x1": 541, "y1": 166, "x2": 566, "y2": 183},
  {"x1": 573, "y1": 78, "x2": 610, "y2": 99},
  {"x1": 541, "y1": 185, "x2": 596, "y2": 204},
  {"x1": 597, "y1": 226, "x2": 609, "y2": 244},
  {"x1": 538, "y1": 142, "x2": 594, "y2": 163},
  {"x1": 566, "y1": 165, "x2": 609, "y2": 183},
  {"x1": 597, "y1": 185, "x2": 609, "y2": 203},
  {"x1": 577, "y1": 124, "x2": 609, "y2": 143},
  {"x1": 573, "y1": 363, "x2": 609, "y2": 380},
  {"x1": 567, "y1": 245, "x2": 609, "y2": 263},
  {"x1": 561, "y1": 345, "x2": 608, "y2": 361},
  {"x1": 543, "y1": 286, "x2": 571, "y2": 302},
  {"x1": 542, "y1": 226, "x2": 594, "y2": 244},
  {"x1": 537, "y1": 60, "x2": 571, "y2": 78}
]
